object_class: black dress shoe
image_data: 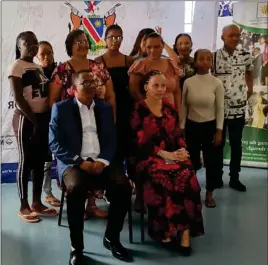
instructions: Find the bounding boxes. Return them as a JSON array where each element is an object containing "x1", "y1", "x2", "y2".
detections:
[
  {"x1": 229, "y1": 179, "x2": 246, "y2": 192},
  {"x1": 160, "y1": 239, "x2": 177, "y2": 251},
  {"x1": 179, "y1": 246, "x2": 192, "y2": 257},
  {"x1": 69, "y1": 251, "x2": 84, "y2": 265},
  {"x1": 103, "y1": 237, "x2": 133, "y2": 262}
]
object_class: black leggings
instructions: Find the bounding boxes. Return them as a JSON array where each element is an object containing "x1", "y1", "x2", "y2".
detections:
[
  {"x1": 13, "y1": 109, "x2": 50, "y2": 201},
  {"x1": 185, "y1": 119, "x2": 220, "y2": 192}
]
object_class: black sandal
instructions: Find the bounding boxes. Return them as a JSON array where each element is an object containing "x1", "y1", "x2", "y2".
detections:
[{"x1": 161, "y1": 238, "x2": 177, "y2": 251}]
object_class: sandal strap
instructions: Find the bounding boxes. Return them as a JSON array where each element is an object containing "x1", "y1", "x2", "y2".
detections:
[{"x1": 19, "y1": 212, "x2": 39, "y2": 219}]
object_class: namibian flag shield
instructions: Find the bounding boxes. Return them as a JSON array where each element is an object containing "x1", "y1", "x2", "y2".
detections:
[{"x1": 83, "y1": 16, "x2": 104, "y2": 44}]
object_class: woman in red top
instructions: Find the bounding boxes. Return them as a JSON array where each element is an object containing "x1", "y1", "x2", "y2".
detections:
[{"x1": 130, "y1": 70, "x2": 204, "y2": 256}]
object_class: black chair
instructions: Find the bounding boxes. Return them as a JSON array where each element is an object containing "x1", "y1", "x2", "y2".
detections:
[
  {"x1": 128, "y1": 185, "x2": 145, "y2": 244},
  {"x1": 58, "y1": 186, "x2": 65, "y2": 226},
  {"x1": 58, "y1": 178, "x2": 146, "y2": 243}
]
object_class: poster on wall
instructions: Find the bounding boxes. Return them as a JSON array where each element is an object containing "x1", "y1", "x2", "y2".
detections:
[
  {"x1": 222, "y1": 2, "x2": 268, "y2": 168},
  {"x1": 218, "y1": 1, "x2": 233, "y2": 17}
]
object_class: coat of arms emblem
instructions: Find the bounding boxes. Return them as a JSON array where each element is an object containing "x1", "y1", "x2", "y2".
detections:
[{"x1": 65, "y1": 1, "x2": 121, "y2": 55}]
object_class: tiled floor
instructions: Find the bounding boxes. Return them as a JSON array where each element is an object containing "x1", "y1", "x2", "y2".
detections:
[{"x1": 1, "y1": 167, "x2": 267, "y2": 265}]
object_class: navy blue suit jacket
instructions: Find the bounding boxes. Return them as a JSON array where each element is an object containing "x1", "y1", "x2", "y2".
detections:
[{"x1": 49, "y1": 98, "x2": 116, "y2": 182}]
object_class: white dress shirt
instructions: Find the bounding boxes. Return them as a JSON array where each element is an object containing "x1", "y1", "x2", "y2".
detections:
[{"x1": 77, "y1": 98, "x2": 109, "y2": 166}]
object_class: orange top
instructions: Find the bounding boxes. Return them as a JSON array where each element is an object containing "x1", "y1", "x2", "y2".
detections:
[{"x1": 128, "y1": 58, "x2": 181, "y2": 104}]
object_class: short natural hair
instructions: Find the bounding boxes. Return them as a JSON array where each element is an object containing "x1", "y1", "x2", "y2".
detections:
[
  {"x1": 194, "y1": 49, "x2": 212, "y2": 62},
  {"x1": 222, "y1": 24, "x2": 240, "y2": 34},
  {"x1": 65, "y1": 29, "x2": 91, "y2": 57},
  {"x1": 72, "y1": 69, "x2": 93, "y2": 84}
]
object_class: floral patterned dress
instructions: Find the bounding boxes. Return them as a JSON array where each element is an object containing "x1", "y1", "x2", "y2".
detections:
[
  {"x1": 179, "y1": 56, "x2": 196, "y2": 92},
  {"x1": 50, "y1": 60, "x2": 110, "y2": 100},
  {"x1": 130, "y1": 101, "x2": 204, "y2": 240}
]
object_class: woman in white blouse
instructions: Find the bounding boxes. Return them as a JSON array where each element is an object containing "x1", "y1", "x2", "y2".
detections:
[{"x1": 180, "y1": 49, "x2": 224, "y2": 208}]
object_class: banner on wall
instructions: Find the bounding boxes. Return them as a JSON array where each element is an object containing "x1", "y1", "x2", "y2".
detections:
[
  {"x1": 3, "y1": 0, "x2": 196, "y2": 182},
  {"x1": 223, "y1": 2, "x2": 268, "y2": 168}
]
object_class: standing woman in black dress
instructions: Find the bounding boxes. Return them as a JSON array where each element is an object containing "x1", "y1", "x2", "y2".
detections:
[
  {"x1": 95, "y1": 25, "x2": 134, "y2": 170},
  {"x1": 36, "y1": 41, "x2": 60, "y2": 207}
]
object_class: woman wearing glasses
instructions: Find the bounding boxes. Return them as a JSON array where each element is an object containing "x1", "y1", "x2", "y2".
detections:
[
  {"x1": 48, "y1": 29, "x2": 116, "y2": 218},
  {"x1": 95, "y1": 25, "x2": 134, "y2": 176}
]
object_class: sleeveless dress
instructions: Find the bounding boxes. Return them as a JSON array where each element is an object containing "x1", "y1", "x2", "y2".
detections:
[{"x1": 101, "y1": 55, "x2": 133, "y2": 165}]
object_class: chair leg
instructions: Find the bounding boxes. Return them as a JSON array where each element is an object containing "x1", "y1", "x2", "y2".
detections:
[
  {"x1": 128, "y1": 199, "x2": 133, "y2": 243},
  {"x1": 140, "y1": 189, "x2": 145, "y2": 243},
  {"x1": 58, "y1": 188, "x2": 65, "y2": 226}
]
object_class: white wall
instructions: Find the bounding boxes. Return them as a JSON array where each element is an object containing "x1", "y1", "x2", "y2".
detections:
[
  {"x1": 191, "y1": 1, "x2": 219, "y2": 52},
  {"x1": 216, "y1": 16, "x2": 234, "y2": 49}
]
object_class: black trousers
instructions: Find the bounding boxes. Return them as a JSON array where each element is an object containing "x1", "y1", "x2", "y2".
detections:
[
  {"x1": 12, "y1": 109, "x2": 50, "y2": 201},
  {"x1": 63, "y1": 163, "x2": 132, "y2": 252},
  {"x1": 185, "y1": 119, "x2": 219, "y2": 192},
  {"x1": 216, "y1": 116, "x2": 245, "y2": 182}
]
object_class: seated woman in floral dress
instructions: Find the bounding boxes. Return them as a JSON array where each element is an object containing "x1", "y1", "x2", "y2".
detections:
[{"x1": 130, "y1": 70, "x2": 204, "y2": 256}]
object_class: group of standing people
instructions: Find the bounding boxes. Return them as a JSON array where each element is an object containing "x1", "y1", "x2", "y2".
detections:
[{"x1": 8, "y1": 23, "x2": 253, "y2": 264}]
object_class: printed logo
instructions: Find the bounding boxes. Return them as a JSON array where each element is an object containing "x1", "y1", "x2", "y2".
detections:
[
  {"x1": 1, "y1": 135, "x2": 17, "y2": 150},
  {"x1": 65, "y1": 1, "x2": 121, "y2": 55}
]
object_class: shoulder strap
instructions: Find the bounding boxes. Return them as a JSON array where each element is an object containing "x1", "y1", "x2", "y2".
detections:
[
  {"x1": 66, "y1": 60, "x2": 75, "y2": 72},
  {"x1": 124, "y1": 55, "x2": 127, "y2": 67},
  {"x1": 101, "y1": 56, "x2": 108, "y2": 68}
]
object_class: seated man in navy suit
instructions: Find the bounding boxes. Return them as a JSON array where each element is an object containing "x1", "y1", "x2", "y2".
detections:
[{"x1": 49, "y1": 70, "x2": 132, "y2": 265}]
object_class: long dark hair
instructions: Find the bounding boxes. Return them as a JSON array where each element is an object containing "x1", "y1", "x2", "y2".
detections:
[
  {"x1": 173, "y1": 33, "x2": 193, "y2": 55},
  {"x1": 129, "y1": 28, "x2": 155, "y2": 57},
  {"x1": 15, "y1": 31, "x2": 36, "y2": 59},
  {"x1": 104, "y1": 24, "x2": 123, "y2": 38}
]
